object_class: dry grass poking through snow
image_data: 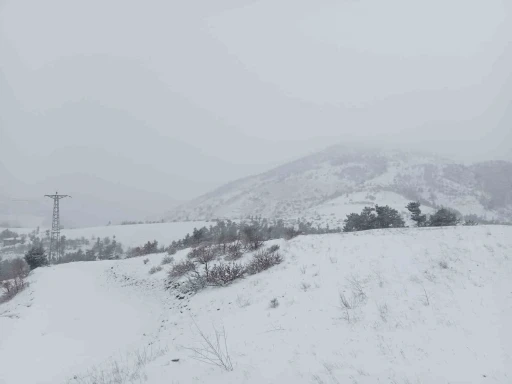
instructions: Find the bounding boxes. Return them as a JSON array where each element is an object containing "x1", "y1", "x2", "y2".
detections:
[{"x1": 66, "y1": 345, "x2": 168, "y2": 384}]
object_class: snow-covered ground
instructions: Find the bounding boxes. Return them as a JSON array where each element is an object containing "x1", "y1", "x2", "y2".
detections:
[
  {"x1": 0, "y1": 222, "x2": 209, "y2": 260},
  {"x1": 1, "y1": 226, "x2": 511, "y2": 384},
  {"x1": 59, "y1": 222, "x2": 209, "y2": 248}
]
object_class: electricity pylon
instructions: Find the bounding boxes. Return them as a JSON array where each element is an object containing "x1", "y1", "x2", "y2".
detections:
[{"x1": 44, "y1": 192, "x2": 70, "y2": 262}]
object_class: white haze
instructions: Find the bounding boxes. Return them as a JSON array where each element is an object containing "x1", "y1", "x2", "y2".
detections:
[{"x1": 0, "y1": 0, "x2": 511, "y2": 226}]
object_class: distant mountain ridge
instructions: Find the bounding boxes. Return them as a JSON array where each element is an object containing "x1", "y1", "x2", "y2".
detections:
[
  {"x1": 167, "y1": 145, "x2": 512, "y2": 226},
  {"x1": 0, "y1": 161, "x2": 178, "y2": 228}
]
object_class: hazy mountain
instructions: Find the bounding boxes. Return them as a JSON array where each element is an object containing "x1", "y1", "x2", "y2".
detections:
[
  {"x1": 0, "y1": 160, "x2": 179, "y2": 228},
  {"x1": 167, "y1": 146, "x2": 512, "y2": 226}
]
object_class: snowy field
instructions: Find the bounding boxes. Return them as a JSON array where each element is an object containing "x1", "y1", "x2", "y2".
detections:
[
  {"x1": 0, "y1": 222, "x2": 208, "y2": 259},
  {"x1": 1, "y1": 226, "x2": 511, "y2": 384},
  {"x1": 59, "y1": 222, "x2": 209, "y2": 248}
]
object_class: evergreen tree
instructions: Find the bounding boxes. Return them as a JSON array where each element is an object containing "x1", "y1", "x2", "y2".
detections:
[
  {"x1": 24, "y1": 246, "x2": 48, "y2": 270},
  {"x1": 343, "y1": 207, "x2": 377, "y2": 232},
  {"x1": 406, "y1": 201, "x2": 427, "y2": 227},
  {"x1": 429, "y1": 208, "x2": 459, "y2": 227},
  {"x1": 374, "y1": 205, "x2": 405, "y2": 229},
  {"x1": 344, "y1": 205, "x2": 405, "y2": 232}
]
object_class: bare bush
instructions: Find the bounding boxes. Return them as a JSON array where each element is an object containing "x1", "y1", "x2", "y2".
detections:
[
  {"x1": 180, "y1": 273, "x2": 207, "y2": 294},
  {"x1": 246, "y1": 248, "x2": 283, "y2": 275},
  {"x1": 143, "y1": 258, "x2": 149, "y2": 265},
  {"x1": 207, "y1": 262, "x2": 246, "y2": 286},
  {"x1": 161, "y1": 255, "x2": 174, "y2": 265},
  {"x1": 269, "y1": 298, "x2": 279, "y2": 308},
  {"x1": 240, "y1": 225, "x2": 264, "y2": 251},
  {"x1": 10, "y1": 258, "x2": 29, "y2": 278},
  {"x1": 1, "y1": 277, "x2": 28, "y2": 302},
  {"x1": 1, "y1": 257, "x2": 29, "y2": 303},
  {"x1": 300, "y1": 282, "x2": 311, "y2": 292},
  {"x1": 439, "y1": 260, "x2": 449, "y2": 269},
  {"x1": 225, "y1": 241, "x2": 243, "y2": 261},
  {"x1": 148, "y1": 266, "x2": 163, "y2": 275},
  {"x1": 188, "y1": 245, "x2": 218, "y2": 266},
  {"x1": 185, "y1": 320, "x2": 234, "y2": 372},
  {"x1": 169, "y1": 260, "x2": 196, "y2": 279}
]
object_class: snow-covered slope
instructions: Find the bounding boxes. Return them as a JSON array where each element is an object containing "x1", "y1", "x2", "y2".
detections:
[
  {"x1": 1, "y1": 226, "x2": 511, "y2": 384},
  {"x1": 168, "y1": 146, "x2": 512, "y2": 226}
]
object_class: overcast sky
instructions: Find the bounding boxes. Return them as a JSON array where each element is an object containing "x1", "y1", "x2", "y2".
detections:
[{"x1": 1, "y1": 0, "x2": 511, "y2": 210}]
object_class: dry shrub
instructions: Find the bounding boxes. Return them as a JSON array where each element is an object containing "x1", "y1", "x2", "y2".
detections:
[
  {"x1": 0, "y1": 258, "x2": 29, "y2": 303},
  {"x1": 180, "y1": 273, "x2": 207, "y2": 294},
  {"x1": 185, "y1": 320, "x2": 233, "y2": 372},
  {"x1": 225, "y1": 241, "x2": 243, "y2": 261},
  {"x1": 188, "y1": 245, "x2": 217, "y2": 265},
  {"x1": 160, "y1": 255, "x2": 174, "y2": 265},
  {"x1": 148, "y1": 266, "x2": 163, "y2": 275},
  {"x1": 207, "y1": 262, "x2": 246, "y2": 286},
  {"x1": 269, "y1": 298, "x2": 279, "y2": 308},
  {"x1": 246, "y1": 248, "x2": 283, "y2": 275},
  {"x1": 1, "y1": 277, "x2": 27, "y2": 302},
  {"x1": 169, "y1": 260, "x2": 196, "y2": 279}
]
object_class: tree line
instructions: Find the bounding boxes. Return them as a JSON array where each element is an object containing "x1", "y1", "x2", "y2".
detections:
[{"x1": 342, "y1": 201, "x2": 467, "y2": 232}]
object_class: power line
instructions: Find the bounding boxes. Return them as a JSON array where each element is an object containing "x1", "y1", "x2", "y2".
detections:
[{"x1": 44, "y1": 192, "x2": 71, "y2": 262}]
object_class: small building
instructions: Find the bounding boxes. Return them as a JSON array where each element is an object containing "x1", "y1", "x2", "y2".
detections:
[{"x1": 2, "y1": 238, "x2": 19, "y2": 247}]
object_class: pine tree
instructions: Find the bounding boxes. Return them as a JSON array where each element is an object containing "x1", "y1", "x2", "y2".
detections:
[
  {"x1": 343, "y1": 207, "x2": 377, "y2": 232},
  {"x1": 374, "y1": 205, "x2": 405, "y2": 229},
  {"x1": 24, "y1": 246, "x2": 48, "y2": 270},
  {"x1": 406, "y1": 202, "x2": 427, "y2": 227},
  {"x1": 429, "y1": 208, "x2": 459, "y2": 227}
]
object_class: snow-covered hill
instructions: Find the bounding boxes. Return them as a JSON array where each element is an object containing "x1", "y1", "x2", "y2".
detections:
[
  {"x1": 167, "y1": 146, "x2": 512, "y2": 226},
  {"x1": 1, "y1": 226, "x2": 511, "y2": 384}
]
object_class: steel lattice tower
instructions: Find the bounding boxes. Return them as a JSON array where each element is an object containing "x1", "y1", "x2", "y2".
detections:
[{"x1": 45, "y1": 192, "x2": 70, "y2": 262}]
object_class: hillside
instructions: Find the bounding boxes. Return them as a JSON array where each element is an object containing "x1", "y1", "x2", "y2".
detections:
[
  {"x1": 1, "y1": 226, "x2": 511, "y2": 384},
  {"x1": 168, "y1": 146, "x2": 512, "y2": 226}
]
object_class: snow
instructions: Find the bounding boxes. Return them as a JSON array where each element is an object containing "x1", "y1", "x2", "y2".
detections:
[
  {"x1": 1, "y1": 226, "x2": 512, "y2": 384},
  {"x1": 305, "y1": 190, "x2": 435, "y2": 228},
  {"x1": 0, "y1": 222, "x2": 209, "y2": 260},
  {"x1": 169, "y1": 148, "x2": 512, "y2": 225},
  {"x1": 59, "y1": 222, "x2": 209, "y2": 248}
]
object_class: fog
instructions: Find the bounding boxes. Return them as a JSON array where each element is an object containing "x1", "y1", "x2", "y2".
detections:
[{"x1": 1, "y1": 0, "x2": 511, "y2": 226}]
